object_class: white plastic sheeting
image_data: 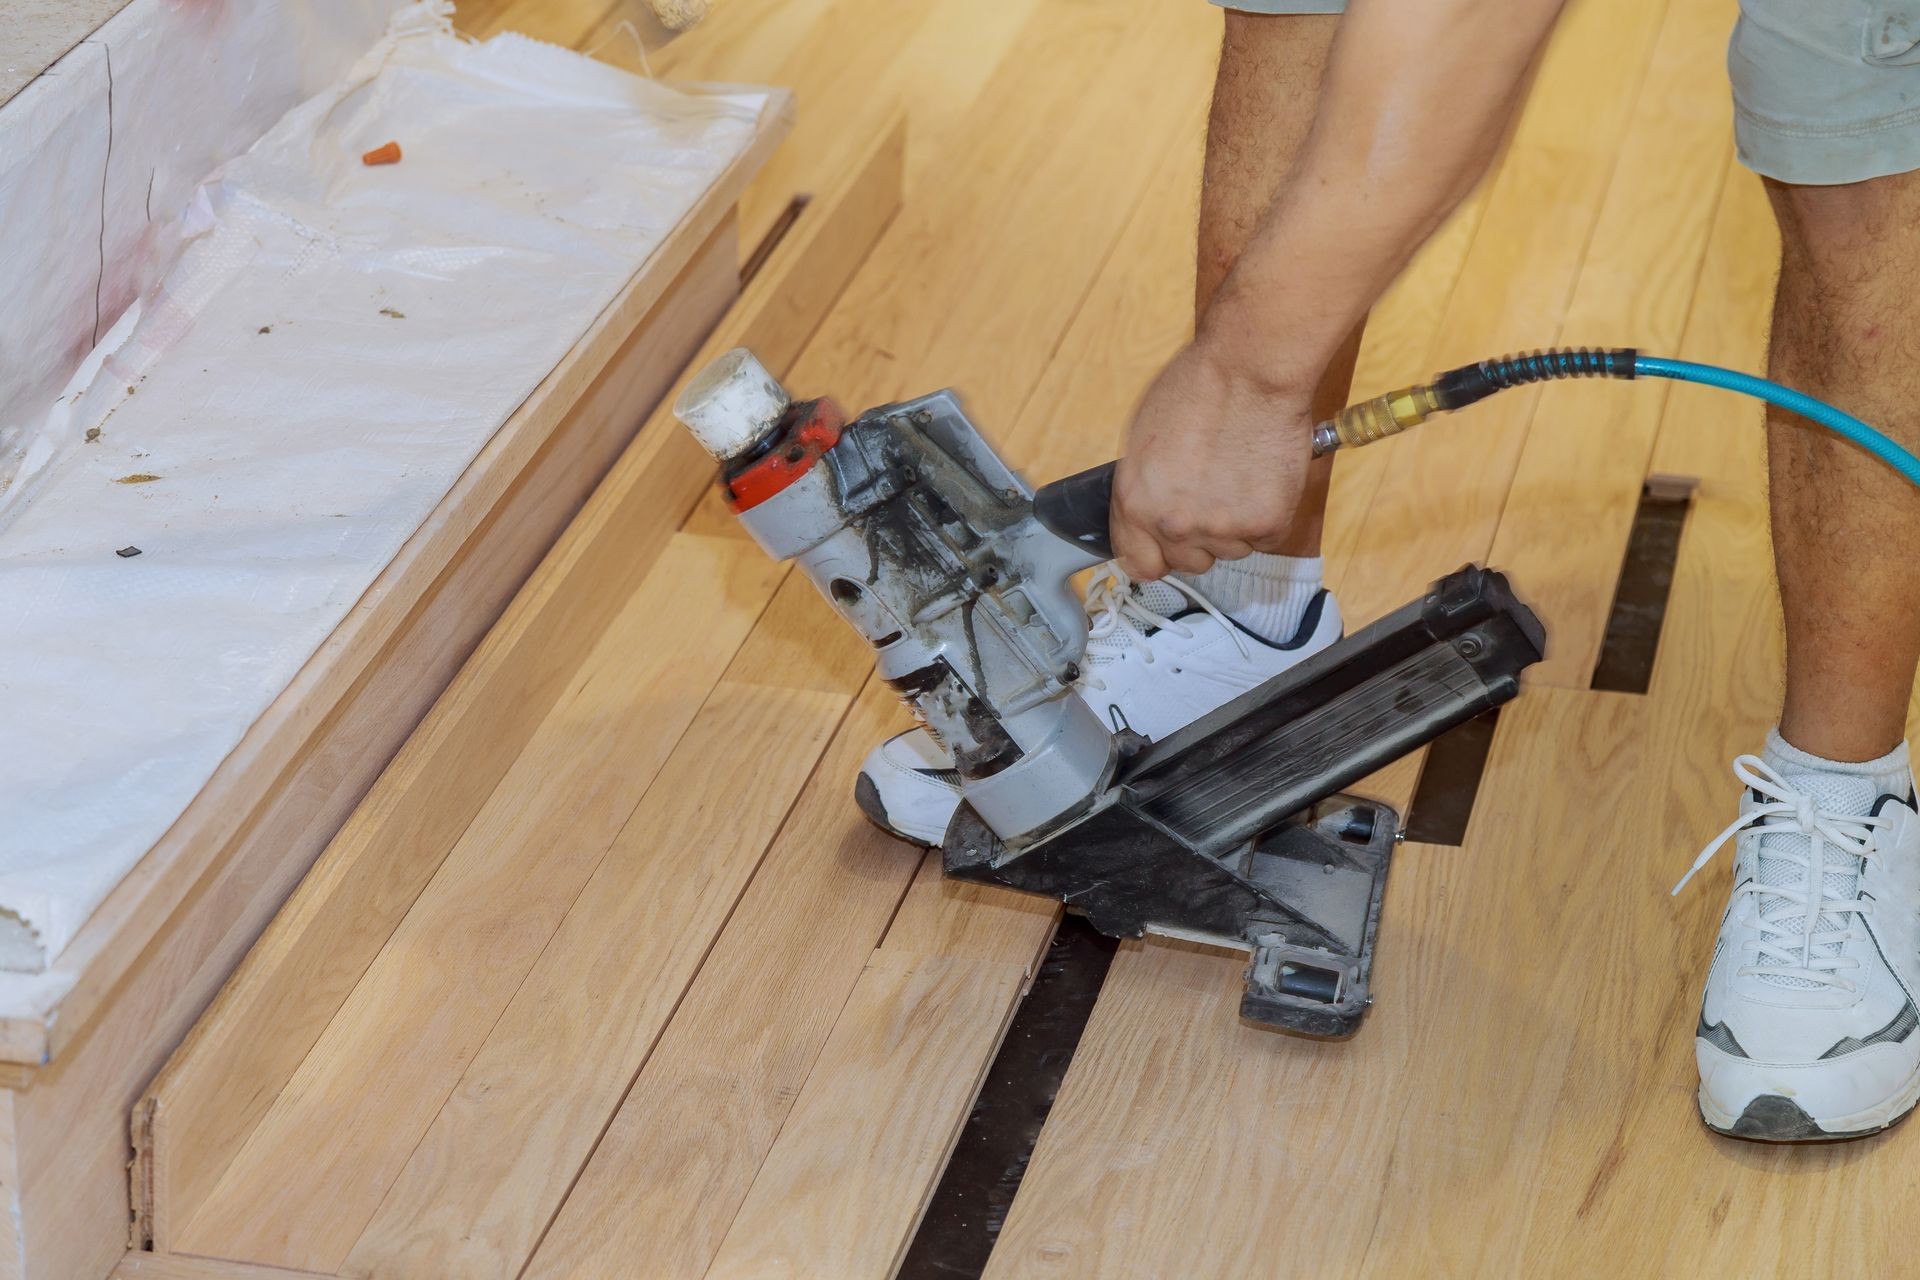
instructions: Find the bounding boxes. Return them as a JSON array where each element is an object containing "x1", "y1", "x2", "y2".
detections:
[
  {"x1": 0, "y1": 0, "x2": 406, "y2": 494},
  {"x1": 0, "y1": 3, "x2": 774, "y2": 970}
]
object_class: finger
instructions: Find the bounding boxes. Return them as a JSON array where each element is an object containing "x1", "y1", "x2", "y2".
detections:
[
  {"x1": 1200, "y1": 537, "x2": 1256, "y2": 563},
  {"x1": 1111, "y1": 520, "x2": 1170, "y2": 581},
  {"x1": 1162, "y1": 543, "x2": 1216, "y2": 576}
]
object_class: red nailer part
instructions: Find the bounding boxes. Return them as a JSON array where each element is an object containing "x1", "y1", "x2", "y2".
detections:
[{"x1": 724, "y1": 398, "x2": 846, "y2": 512}]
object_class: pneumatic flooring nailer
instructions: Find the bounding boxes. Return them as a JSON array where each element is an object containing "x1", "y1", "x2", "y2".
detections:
[{"x1": 673, "y1": 349, "x2": 1545, "y2": 1036}]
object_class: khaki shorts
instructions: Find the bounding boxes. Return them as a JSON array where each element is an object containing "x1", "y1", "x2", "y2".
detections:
[{"x1": 1208, "y1": 0, "x2": 1920, "y2": 184}]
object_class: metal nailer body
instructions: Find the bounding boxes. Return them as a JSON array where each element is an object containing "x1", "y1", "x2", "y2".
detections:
[
  {"x1": 676, "y1": 348, "x2": 1548, "y2": 1036},
  {"x1": 674, "y1": 349, "x2": 1116, "y2": 842}
]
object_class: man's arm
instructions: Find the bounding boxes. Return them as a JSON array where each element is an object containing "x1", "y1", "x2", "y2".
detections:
[{"x1": 1109, "y1": 0, "x2": 1570, "y2": 581}]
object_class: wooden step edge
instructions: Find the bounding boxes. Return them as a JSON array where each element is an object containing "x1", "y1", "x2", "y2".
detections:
[{"x1": 129, "y1": 111, "x2": 908, "y2": 1257}]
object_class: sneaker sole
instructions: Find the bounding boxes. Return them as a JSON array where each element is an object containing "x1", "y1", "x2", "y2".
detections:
[
  {"x1": 853, "y1": 772, "x2": 942, "y2": 847},
  {"x1": 1698, "y1": 1063, "x2": 1920, "y2": 1142}
]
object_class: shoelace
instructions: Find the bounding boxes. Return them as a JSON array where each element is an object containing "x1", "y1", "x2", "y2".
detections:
[
  {"x1": 1670, "y1": 754, "x2": 1888, "y2": 990},
  {"x1": 1078, "y1": 564, "x2": 1249, "y2": 693}
]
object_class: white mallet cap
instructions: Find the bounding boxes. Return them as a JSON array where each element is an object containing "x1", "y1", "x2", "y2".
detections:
[{"x1": 674, "y1": 347, "x2": 791, "y2": 461}]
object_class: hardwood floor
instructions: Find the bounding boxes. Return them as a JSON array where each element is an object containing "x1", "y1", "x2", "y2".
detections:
[{"x1": 135, "y1": 0, "x2": 1898, "y2": 1275}]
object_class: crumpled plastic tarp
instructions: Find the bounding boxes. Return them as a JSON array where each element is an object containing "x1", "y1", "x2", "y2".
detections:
[
  {"x1": 0, "y1": 2, "x2": 775, "y2": 972},
  {"x1": 0, "y1": 0, "x2": 406, "y2": 498}
]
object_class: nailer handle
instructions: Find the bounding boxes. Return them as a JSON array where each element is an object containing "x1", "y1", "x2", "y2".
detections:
[{"x1": 1033, "y1": 460, "x2": 1116, "y2": 561}]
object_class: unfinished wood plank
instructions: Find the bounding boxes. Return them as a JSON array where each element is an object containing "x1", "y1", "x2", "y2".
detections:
[
  {"x1": 520, "y1": 679, "x2": 917, "y2": 1280},
  {"x1": 339, "y1": 667, "x2": 867, "y2": 1277},
  {"x1": 1322, "y1": 184, "x2": 1494, "y2": 588},
  {"x1": 879, "y1": 853, "x2": 1059, "y2": 973},
  {"x1": 112, "y1": 1256, "x2": 331, "y2": 1280},
  {"x1": 1350, "y1": 691, "x2": 1653, "y2": 1276},
  {"x1": 134, "y1": 114, "x2": 902, "y2": 1260},
  {"x1": 774, "y1": 0, "x2": 1215, "y2": 427},
  {"x1": 705, "y1": 951, "x2": 1028, "y2": 1280},
  {"x1": 175, "y1": 534, "x2": 784, "y2": 1270},
  {"x1": 1492, "y1": 156, "x2": 1919, "y2": 1280},
  {"x1": 875, "y1": 83, "x2": 1212, "y2": 972},
  {"x1": 987, "y1": 689, "x2": 1649, "y2": 1279},
  {"x1": 1330, "y1": 0, "x2": 1674, "y2": 633},
  {"x1": 615, "y1": 0, "x2": 1042, "y2": 257},
  {"x1": 1482, "y1": 0, "x2": 1737, "y2": 688}
]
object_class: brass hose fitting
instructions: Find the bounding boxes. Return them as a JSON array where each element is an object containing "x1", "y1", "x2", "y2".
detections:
[{"x1": 1311, "y1": 383, "x2": 1445, "y2": 456}]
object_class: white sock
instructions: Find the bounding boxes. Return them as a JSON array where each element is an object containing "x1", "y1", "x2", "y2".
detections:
[
  {"x1": 1762, "y1": 729, "x2": 1912, "y2": 807},
  {"x1": 1177, "y1": 553, "x2": 1324, "y2": 645}
]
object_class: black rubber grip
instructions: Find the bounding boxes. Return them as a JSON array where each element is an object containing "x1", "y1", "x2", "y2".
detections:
[
  {"x1": 1033, "y1": 461, "x2": 1116, "y2": 559},
  {"x1": 1432, "y1": 346, "x2": 1637, "y2": 412}
]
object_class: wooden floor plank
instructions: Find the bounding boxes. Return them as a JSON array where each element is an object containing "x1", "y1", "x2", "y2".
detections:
[
  {"x1": 704, "y1": 951, "x2": 1028, "y2": 1280},
  {"x1": 518, "y1": 679, "x2": 917, "y2": 1280},
  {"x1": 1330, "y1": 0, "x2": 1675, "y2": 632},
  {"x1": 878, "y1": 72, "x2": 1212, "y2": 966},
  {"x1": 612, "y1": 0, "x2": 1043, "y2": 261},
  {"x1": 112, "y1": 1254, "x2": 333, "y2": 1280},
  {"x1": 987, "y1": 687, "x2": 1651, "y2": 1279},
  {"x1": 1482, "y1": 0, "x2": 1738, "y2": 688},
  {"x1": 711, "y1": 99, "x2": 1226, "y2": 1267},
  {"x1": 177, "y1": 534, "x2": 787, "y2": 1271},
  {"x1": 338, "y1": 679, "x2": 857, "y2": 1279},
  {"x1": 1322, "y1": 0, "x2": 1678, "y2": 814},
  {"x1": 1353, "y1": 691, "x2": 1654, "y2": 1276}
]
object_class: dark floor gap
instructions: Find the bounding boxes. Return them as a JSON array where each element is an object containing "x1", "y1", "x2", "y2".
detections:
[
  {"x1": 739, "y1": 193, "x2": 811, "y2": 286},
  {"x1": 1402, "y1": 709, "x2": 1502, "y2": 846},
  {"x1": 896, "y1": 916, "x2": 1118, "y2": 1280},
  {"x1": 1589, "y1": 475, "x2": 1695, "y2": 695}
]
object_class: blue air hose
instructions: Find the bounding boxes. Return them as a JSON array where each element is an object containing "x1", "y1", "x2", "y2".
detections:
[
  {"x1": 1312, "y1": 346, "x2": 1920, "y2": 490},
  {"x1": 1631, "y1": 356, "x2": 1920, "y2": 487}
]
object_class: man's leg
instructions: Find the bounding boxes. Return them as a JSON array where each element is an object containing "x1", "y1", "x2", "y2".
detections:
[
  {"x1": 1766, "y1": 172, "x2": 1920, "y2": 761},
  {"x1": 1196, "y1": 11, "x2": 1358, "y2": 558},
  {"x1": 1683, "y1": 8, "x2": 1920, "y2": 1137}
]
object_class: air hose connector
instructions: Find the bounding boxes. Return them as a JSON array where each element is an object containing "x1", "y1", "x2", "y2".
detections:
[
  {"x1": 1311, "y1": 383, "x2": 1446, "y2": 454},
  {"x1": 1312, "y1": 346, "x2": 1637, "y2": 455}
]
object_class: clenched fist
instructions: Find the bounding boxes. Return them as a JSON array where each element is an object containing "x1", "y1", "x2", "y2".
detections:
[{"x1": 1109, "y1": 339, "x2": 1320, "y2": 581}]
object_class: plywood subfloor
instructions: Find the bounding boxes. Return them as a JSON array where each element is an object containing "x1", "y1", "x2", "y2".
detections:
[{"x1": 148, "y1": 0, "x2": 1920, "y2": 1276}]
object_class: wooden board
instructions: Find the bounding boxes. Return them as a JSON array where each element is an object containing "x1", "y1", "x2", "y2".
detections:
[
  {"x1": 705, "y1": 950, "x2": 1028, "y2": 1280},
  {"x1": 334, "y1": 665, "x2": 868, "y2": 1277},
  {"x1": 1480, "y1": 0, "x2": 1738, "y2": 688},
  {"x1": 1328, "y1": 0, "x2": 1675, "y2": 632},
  {"x1": 134, "y1": 115, "x2": 906, "y2": 1262},
  {"x1": 177, "y1": 533, "x2": 788, "y2": 1269},
  {"x1": 111, "y1": 1255, "x2": 330, "y2": 1280}
]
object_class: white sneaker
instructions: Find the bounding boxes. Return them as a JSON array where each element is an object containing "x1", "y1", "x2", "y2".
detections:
[
  {"x1": 853, "y1": 565, "x2": 1342, "y2": 845},
  {"x1": 1673, "y1": 735, "x2": 1920, "y2": 1141}
]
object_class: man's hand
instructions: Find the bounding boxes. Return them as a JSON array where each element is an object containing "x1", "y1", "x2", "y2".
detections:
[{"x1": 1109, "y1": 339, "x2": 1318, "y2": 581}]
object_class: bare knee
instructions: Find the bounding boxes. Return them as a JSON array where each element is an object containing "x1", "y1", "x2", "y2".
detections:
[
  {"x1": 1768, "y1": 173, "x2": 1920, "y2": 359},
  {"x1": 1770, "y1": 172, "x2": 1920, "y2": 281}
]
